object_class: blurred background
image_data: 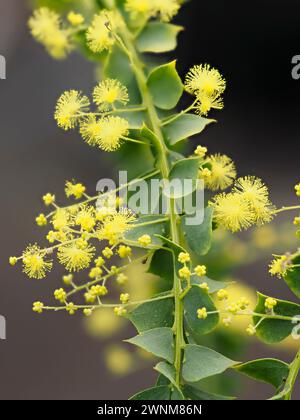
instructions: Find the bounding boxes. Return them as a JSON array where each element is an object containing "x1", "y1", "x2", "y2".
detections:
[{"x1": 0, "y1": 0, "x2": 300, "y2": 400}]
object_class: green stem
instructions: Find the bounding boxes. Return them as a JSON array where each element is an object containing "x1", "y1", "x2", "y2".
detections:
[{"x1": 284, "y1": 348, "x2": 300, "y2": 400}]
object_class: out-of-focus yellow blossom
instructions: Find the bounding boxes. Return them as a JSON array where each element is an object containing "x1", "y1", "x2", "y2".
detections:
[
  {"x1": 80, "y1": 116, "x2": 102, "y2": 146},
  {"x1": 85, "y1": 307, "x2": 124, "y2": 338},
  {"x1": 185, "y1": 64, "x2": 226, "y2": 96},
  {"x1": 125, "y1": 0, "x2": 180, "y2": 22},
  {"x1": 118, "y1": 245, "x2": 132, "y2": 258},
  {"x1": 120, "y1": 293, "x2": 130, "y2": 304},
  {"x1": 62, "y1": 273, "x2": 73, "y2": 285},
  {"x1": 222, "y1": 317, "x2": 232, "y2": 327},
  {"x1": 114, "y1": 306, "x2": 127, "y2": 316},
  {"x1": 201, "y1": 154, "x2": 236, "y2": 191},
  {"x1": 57, "y1": 242, "x2": 95, "y2": 271},
  {"x1": 252, "y1": 225, "x2": 277, "y2": 249},
  {"x1": 65, "y1": 181, "x2": 86, "y2": 199},
  {"x1": 269, "y1": 255, "x2": 290, "y2": 278},
  {"x1": 51, "y1": 208, "x2": 71, "y2": 231},
  {"x1": 67, "y1": 11, "x2": 84, "y2": 26},
  {"x1": 43, "y1": 193, "x2": 55, "y2": 206},
  {"x1": 86, "y1": 11, "x2": 122, "y2": 53},
  {"x1": 22, "y1": 245, "x2": 52, "y2": 279},
  {"x1": 295, "y1": 183, "x2": 300, "y2": 197},
  {"x1": 75, "y1": 206, "x2": 96, "y2": 232},
  {"x1": 32, "y1": 301, "x2": 44, "y2": 314},
  {"x1": 293, "y1": 217, "x2": 300, "y2": 226},
  {"x1": 105, "y1": 346, "x2": 133, "y2": 376},
  {"x1": 197, "y1": 307, "x2": 208, "y2": 319},
  {"x1": 199, "y1": 282, "x2": 209, "y2": 292},
  {"x1": 217, "y1": 289, "x2": 229, "y2": 301},
  {"x1": 55, "y1": 90, "x2": 90, "y2": 130},
  {"x1": 93, "y1": 79, "x2": 129, "y2": 111},
  {"x1": 246, "y1": 324, "x2": 256, "y2": 336},
  {"x1": 116, "y1": 273, "x2": 128, "y2": 285},
  {"x1": 265, "y1": 297, "x2": 277, "y2": 310},
  {"x1": 83, "y1": 308, "x2": 93, "y2": 317},
  {"x1": 194, "y1": 265, "x2": 207, "y2": 277},
  {"x1": 138, "y1": 234, "x2": 151, "y2": 247}
]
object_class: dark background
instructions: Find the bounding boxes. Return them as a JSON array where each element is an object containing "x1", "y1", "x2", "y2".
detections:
[{"x1": 0, "y1": 0, "x2": 300, "y2": 399}]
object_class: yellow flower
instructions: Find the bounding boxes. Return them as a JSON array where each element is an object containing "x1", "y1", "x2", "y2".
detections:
[
  {"x1": 62, "y1": 273, "x2": 73, "y2": 285},
  {"x1": 65, "y1": 181, "x2": 86, "y2": 199},
  {"x1": 195, "y1": 92, "x2": 224, "y2": 116},
  {"x1": 195, "y1": 265, "x2": 207, "y2": 277},
  {"x1": 95, "y1": 116, "x2": 129, "y2": 152},
  {"x1": 97, "y1": 210, "x2": 135, "y2": 242},
  {"x1": 185, "y1": 64, "x2": 226, "y2": 96},
  {"x1": 67, "y1": 11, "x2": 84, "y2": 26},
  {"x1": 237, "y1": 297, "x2": 250, "y2": 310},
  {"x1": 233, "y1": 177, "x2": 274, "y2": 225},
  {"x1": 265, "y1": 297, "x2": 277, "y2": 310},
  {"x1": 28, "y1": 8, "x2": 72, "y2": 59},
  {"x1": 95, "y1": 256, "x2": 105, "y2": 267},
  {"x1": 152, "y1": 0, "x2": 181, "y2": 22},
  {"x1": 178, "y1": 252, "x2": 190, "y2": 264},
  {"x1": 222, "y1": 317, "x2": 232, "y2": 327},
  {"x1": 33, "y1": 301, "x2": 44, "y2": 314},
  {"x1": 83, "y1": 308, "x2": 93, "y2": 317},
  {"x1": 116, "y1": 273, "x2": 128, "y2": 285},
  {"x1": 51, "y1": 208, "x2": 72, "y2": 231},
  {"x1": 90, "y1": 285, "x2": 108, "y2": 297},
  {"x1": 178, "y1": 266, "x2": 191, "y2": 279},
  {"x1": 125, "y1": 0, "x2": 153, "y2": 19},
  {"x1": 194, "y1": 145, "x2": 207, "y2": 158},
  {"x1": 246, "y1": 324, "x2": 256, "y2": 336},
  {"x1": 86, "y1": 11, "x2": 121, "y2": 53},
  {"x1": 22, "y1": 244, "x2": 52, "y2": 279},
  {"x1": 89, "y1": 267, "x2": 103, "y2": 279},
  {"x1": 114, "y1": 306, "x2": 127, "y2": 316},
  {"x1": 269, "y1": 255, "x2": 289, "y2": 278},
  {"x1": 54, "y1": 288, "x2": 67, "y2": 303},
  {"x1": 102, "y1": 247, "x2": 114, "y2": 259},
  {"x1": 36, "y1": 213, "x2": 47, "y2": 227},
  {"x1": 93, "y1": 79, "x2": 129, "y2": 111},
  {"x1": 201, "y1": 154, "x2": 236, "y2": 191},
  {"x1": 54, "y1": 90, "x2": 90, "y2": 130},
  {"x1": 118, "y1": 245, "x2": 132, "y2": 258},
  {"x1": 80, "y1": 115, "x2": 102, "y2": 146},
  {"x1": 211, "y1": 193, "x2": 255, "y2": 232},
  {"x1": 9, "y1": 256, "x2": 18, "y2": 266},
  {"x1": 217, "y1": 289, "x2": 229, "y2": 301},
  {"x1": 197, "y1": 307, "x2": 208, "y2": 319},
  {"x1": 138, "y1": 234, "x2": 152, "y2": 247},
  {"x1": 75, "y1": 206, "x2": 96, "y2": 232},
  {"x1": 199, "y1": 282, "x2": 210, "y2": 292},
  {"x1": 43, "y1": 193, "x2": 55, "y2": 206},
  {"x1": 120, "y1": 293, "x2": 130, "y2": 304},
  {"x1": 295, "y1": 183, "x2": 300, "y2": 197},
  {"x1": 57, "y1": 242, "x2": 95, "y2": 271},
  {"x1": 66, "y1": 302, "x2": 77, "y2": 315},
  {"x1": 293, "y1": 217, "x2": 300, "y2": 226}
]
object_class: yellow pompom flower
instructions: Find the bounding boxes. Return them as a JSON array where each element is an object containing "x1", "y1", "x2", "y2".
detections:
[
  {"x1": 89, "y1": 267, "x2": 103, "y2": 279},
  {"x1": 95, "y1": 256, "x2": 105, "y2": 267},
  {"x1": 102, "y1": 247, "x2": 114, "y2": 259},
  {"x1": 201, "y1": 154, "x2": 236, "y2": 191},
  {"x1": 185, "y1": 64, "x2": 226, "y2": 96},
  {"x1": 9, "y1": 256, "x2": 18, "y2": 266},
  {"x1": 269, "y1": 255, "x2": 289, "y2": 278},
  {"x1": 33, "y1": 301, "x2": 44, "y2": 314},
  {"x1": 195, "y1": 265, "x2": 207, "y2": 277},
  {"x1": 65, "y1": 181, "x2": 86, "y2": 199},
  {"x1": 80, "y1": 116, "x2": 102, "y2": 146},
  {"x1": 233, "y1": 177, "x2": 274, "y2": 225},
  {"x1": 95, "y1": 116, "x2": 129, "y2": 152},
  {"x1": 194, "y1": 145, "x2": 207, "y2": 158},
  {"x1": 138, "y1": 234, "x2": 152, "y2": 247},
  {"x1": 51, "y1": 208, "x2": 72, "y2": 231},
  {"x1": 265, "y1": 297, "x2": 277, "y2": 310},
  {"x1": 86, "y1": 11, "x2": 121, "y2": 53},
  {"x1": 195, "y1": 92, "x2": 224, "y2": 116},
  {"x1": 178, "y1": 252, "x2": 190, "y2": 264},
  {"x1": 295, "y1": 183, "x2": 300, "y2": 197},
  {"x1": 152, "y1": 0, "x2": 181, "y2": 22},
  {"x1": 118, "y1": 245, "x2": 132, "y2": 259},
  {"x1": 178, "y1": 266, "x2": 191, "y2": 279},
  {"x1": 293, "y1": 217, "x2": 300, "y2": 226},
  {"x1": 55, "y1": 90, "x2": 90, "y2": 130},
  {"x1": 116, "y1": 273, "x2": 128, "y2": 285},
  {"x1": 62, "y1": 273, "x2": 73, "y2": 285},
  {"x1": 67, "y1": 11, "x2": 84, "y2": 26},
  {"x1": 22, "y1": 244, "x2": 53, "y2": 279},
  {"x1": 75, "y1": 206, "x2": 96, "y2": 232},
  {"x1": 43, "y1": 193, "x2": 55, "y2": 206},
  {"x1": 120, "y1": 293, "x2": 130, "y2": 304},
  {"x1": 197, "y1": 307, "x2": 208, "y2": 319},
  {"x1": 93, "y1": 79, "x2": 129, "y2": 111},
  {"x1": 125, "y1": 0, "x2": 153, "y2": 19},
  {"x1": 54, "y1": 288, "x2": 67, "y2": 303},
  {"x1": 36, "y1": 213, "x2": 47, "y2": 227},
  {"x1": 90, "y1": 285, "x2": 108, "y2": 297},
  {"x1": 211, "y1": 193, "x2": 255, "y2": 232},
  {"x1": 57, "y1": 242, "x2": 95, "y2": 271}
]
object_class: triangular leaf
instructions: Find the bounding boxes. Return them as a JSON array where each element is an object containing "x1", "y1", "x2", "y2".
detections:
[
  {"x1": 137, "y1": 22, "x2": 183, "y2": 53},
  {"x1": 182, "y1": 207, "x2": 213, "y2": 256},
  {"x1": 130, "y1": 385, "x2": 171, "y2": 400}
]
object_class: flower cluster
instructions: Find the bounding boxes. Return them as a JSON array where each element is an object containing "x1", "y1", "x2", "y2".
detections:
[{"x1": 125, "y1": 0, "x2": 181, "y2": 22}]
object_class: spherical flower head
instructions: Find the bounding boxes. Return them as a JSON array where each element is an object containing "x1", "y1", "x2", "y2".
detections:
[
  {"x1": 246, "y1": 324, "x2": 256, "y2": 336},
  {"x1": 54, "y1": 288, "x2": 67, "y2": 303},
  {"x1": 210, "y1": 192, "x2": 255, "y2": 232},
  {"x1": 89, "y1": 267, "x2": 103, "y2": 279},
  {"x1": 57, "y1": 242, "x2": 95, "y2": 272},
  {"x1": 90, "y1": 285, "x2": 108, "y2": 297},
  {"x1": 33, "y1": 301, "x2": 44, "y2": 314},
  {"x1": 54, "y1": 90, "x2": 90, "y2": 130},
  {"x1": 65, "y1": 181, "x2": 86, "y2": 199},
  {"x1": 110, "y1": 266, "x2": 118, "y2": 275},
  {"x1": 9, "y1": 256, "x2": 18, "y2": 266},
  {"x1": 237, "y1": 296, "x2": 250, "y2": 310},
  {"x1": 227, "y1": 303, "x2": 240, "y2": 314},
  {"x1": 195, "y1": 265, "x2": 207, "y2": 277},
  {"x1": 185, "y1": 64, "x2": 226, "y2": 96},
  {"x1": 116, "y1": 273, "x2": 128, "y2": 285},
  {"x1": 102, "y1": 247, "x2": 114, "y2": 259},
  {"x1": 199, "y1": 282, "x2": 209, "y2": 292},
  {"x1": 22, "y1": 244, "x2": 52, "y2": 279},
  {"x1": 295, "y1": 183, "x2": 300, "y2": 197},
  {"x1": 178, "y1": 252, "x2": 190, "y2": 264},
  {"x1": 152, "y1": 0, "x2": 181, "y2": 22},
  {"x1": 67, "y1": 11, "x2": 84, "y2": 26},
  {"x1": 125, "y1": 0, "x2": 153, "y2": 19},
  {"x1": 120, "y1": 293, "x2": 130, "y2": 304},
  {"x1": 86, "y1": 11, "x2": 121, "y2": 53},
  {"x1": 194, "y1": 145, "x2": 208, "y2": 158},
  {"x1": 66, "y1": 302, "x2": 77, "y2": 315},
  {"x1": 138, "y1": 234, "x2": 152, "y2": 247},
  {"x1": 197, "y1": 307, "x2": 208, "y2": 319},
  {"x1": 293, "y1": 217, "x2": 300, "y2": 226},
  {"x1": 95, "y1": 116, "x2": 129, "y2": 152},
  {"x1": 36, "y1": 213, "x2": 47, "y2": 227},
  {"x1": 95, "y1": 256, "x2": 105, "y2": 267},
  {"x1": 62, "y1": 273, "x2": 73, "y2": 285},
  {"x1": 201, "y1": 154, "x2": 236, "y2": 191},
  {"x1": 83, "y1": 308, "x2": 93, "y2": 317},
  {"x1": 114, "y1": 306, "x2": 127, "y2": 317},
  {"x1": 93, "y1": 79, "x2": 129, "y2": 112},
  {"x1": 222, "y1": 317, "x2": 232, "y2": 327},
  {"x1": 43, "y1": 193, "x2": 55, "y2": 206},
  {"x1": 217, "y1": 289, "x2": 229, "y2": 301},
  {"x1": 269, "y1": 255, "x2": 289, "y2": 278},
  {"x1": 195, "y1": 92, "x2": 224, "y2": 116},
  {"x1": 233, "y1": 177, "x2": 274, "y2": 225},
  {"x1": 51, "y1": 209, "x2": 72, "y2": 231},
  {"x1": 97, "y1": 209, "x2": 135, "y2": 242},
  {"x1": 118, "y1": 245, "x2": 132, "y2": 259},
  {"x1": 265, "y1": 297, "x2": 277, "y2": 310},
  {"x1": 84, "y1": 291, "x2": 96, "y2": 303},
  {"x1": 75, "y1": 206, "x2": 96, "y2": 232},
  {"x1": 80, "y1": 115, "x2": 102, "y2": 146},
  {"x1": 178, "y1": 266, "x2": 191, "y2": 279}
]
